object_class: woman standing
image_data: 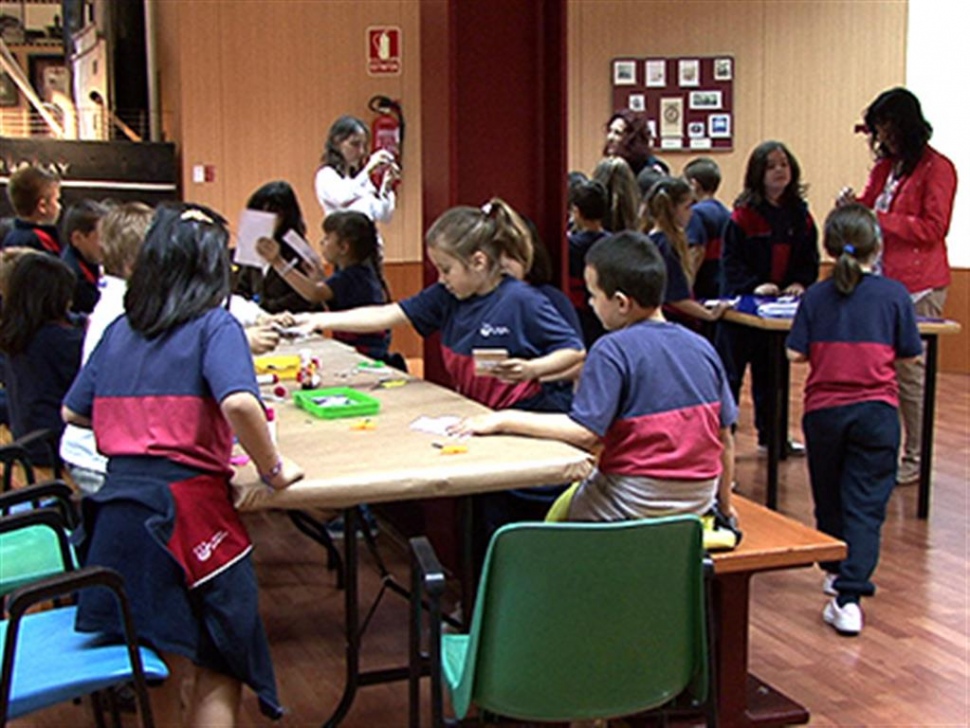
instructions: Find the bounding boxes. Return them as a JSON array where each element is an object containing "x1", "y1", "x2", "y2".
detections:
[
  {"x1": 603, "y1": 109, "x2": 669, "y2": 176},
  {"x1": 837, "y1": 88, "x2": 957, "y2": 485},
  {"x1": 314, "y1": 115, "x2": 399, "y2": 224}
]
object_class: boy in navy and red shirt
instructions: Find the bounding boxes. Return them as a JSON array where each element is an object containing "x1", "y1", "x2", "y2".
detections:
[
  {"x1": 787, "y1": 204, "x2": 921, "y2": 637},
  {"x1": 566, "y1": 180, "x2": 609, "y2": 348},
  {"x1": 455, "y1": 230, "x2": 737, "y2": 523},
  {"x1": 2, "y1": 165, "x2": 63, "y2": 255},
  {"x1": 61, "y1": 200, "x2": 108, "y2": 314},
  {"x1": 684, "y1": 156, "x2": 730, "y2": 301}
]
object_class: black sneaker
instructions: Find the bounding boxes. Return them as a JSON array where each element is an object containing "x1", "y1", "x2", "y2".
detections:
[{"x1": 326, "y1": 505, "x2": 379, "y2": 540}]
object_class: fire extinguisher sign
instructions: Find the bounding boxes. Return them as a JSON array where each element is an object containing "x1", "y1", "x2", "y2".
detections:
[{"x1": 367, "y1": 27, "x2": 402, "y2": 76}]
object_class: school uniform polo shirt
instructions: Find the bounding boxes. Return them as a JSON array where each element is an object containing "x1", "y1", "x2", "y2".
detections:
[
  {"x1": 786, "y1": 275, "x2": 922, "y2": 414},
  {"x1": 400, "y1": 276, "x2": 583, "y2": 410}
]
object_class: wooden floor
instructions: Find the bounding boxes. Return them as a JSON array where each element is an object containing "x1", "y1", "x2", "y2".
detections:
[{"x1": 11, "y1": 368, "x2": 969, "y2": 727}]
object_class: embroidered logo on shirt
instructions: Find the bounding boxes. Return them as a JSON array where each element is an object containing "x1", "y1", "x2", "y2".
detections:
[
  {"x1": 193, "y1": 530, "x2": 229, "y2": 562},
  {"x1": 479, "y1": 323, "x2": 510, "y2": 338}
]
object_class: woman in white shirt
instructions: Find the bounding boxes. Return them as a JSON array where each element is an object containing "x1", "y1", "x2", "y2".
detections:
[{"x1": 314, "y1": 115, "x2": 399, "y2": 224}]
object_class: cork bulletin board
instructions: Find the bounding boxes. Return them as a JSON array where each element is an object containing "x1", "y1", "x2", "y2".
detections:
[{"x1": 611, "y1": 56, "x2": 735, "y2": 152}]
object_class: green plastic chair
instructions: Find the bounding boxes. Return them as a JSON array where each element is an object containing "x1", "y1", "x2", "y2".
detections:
[
  {"x1": 0, "y1": 482, "x2": 79, "y2": 600},
  {"x1": 409, "y1": 515, "x2": 716, "y2": 726}
]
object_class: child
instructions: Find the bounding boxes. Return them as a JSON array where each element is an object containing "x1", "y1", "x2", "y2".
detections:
[
  {"x1": 786, "y1": 204, "x2": 920, "y2": 636},
  {"x1": 300, "y1": 198, "x2": 585, "y2": 413},
  {"x1": 62, "y1": 204, "x2": 303, "y2": 725},
  {"x1": 566, "y1": 179, "x2": 609, "y2": 346},
  {"x1": 60, "y1": 199, "x2": 108, "y2": 314},
  {"x1": 721, "y1": 141, "x2": 819, "y2": 451},
  {"x1": 646, "y1": 177, "x2": 729, "y2": 325},
  {"x1": 233, "y1": 180, "x2": 319, "y2": 314},
  {"x1": 258, "y1": 209, "x2": 392, "y2": 361},
  {"x1": 2, "y1": 165, "x2": 63, "y2": 255},
  {"x1": 60, "y1": 201, "x2": 155, "y2": 494},
  {"x1": 453, "y1": 230, "x2": 736, "y2": 522},
  {"x1": 683, "y1": 157, "x2": 731, "y2": 301},
  {"x1": 592, "y1": 156, "x2": 640, "y2": 233},
  {"x1": 0, "y1": 253, "x2": 83, "y2": 466}
]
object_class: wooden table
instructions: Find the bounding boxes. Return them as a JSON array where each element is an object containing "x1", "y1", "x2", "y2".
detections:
[
  {"x1": 711, "y1": 497, "x2": 846, "y2": 727},
  {"x1": 232, "y1": 338, "x2": 593, "y2": 726},
  {"x1": 722, "y1": 301, "x2": 961, "y2": 517}
]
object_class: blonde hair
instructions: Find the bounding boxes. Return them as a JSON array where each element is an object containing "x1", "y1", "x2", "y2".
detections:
[
  {"x1": 592, "y1": 157, "x2": 640, "y2": 232},
  {"x1": 100, "y1": 202, "x2": 154, "y2": 277},
  {"x1": 425, "y1": 198, "x2": 533, "y2": 273},
  {"x1": 0, "y1": 247, "x2": 40, "y2": 299}
]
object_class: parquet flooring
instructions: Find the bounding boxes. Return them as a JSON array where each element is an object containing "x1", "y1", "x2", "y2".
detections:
[{"x1": 10, "y1": 368, "x2": 969, "y2": 727}]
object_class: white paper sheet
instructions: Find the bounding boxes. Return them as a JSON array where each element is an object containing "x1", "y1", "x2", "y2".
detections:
[
  {"x1": 282, "y1": 229, "x2": 322, "y2": 266},
  {"x1": 233, "y1": 209, "x2": 277, "y2": 270}
]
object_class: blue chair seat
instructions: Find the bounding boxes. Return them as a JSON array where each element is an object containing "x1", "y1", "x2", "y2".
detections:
[{"x1": 0, "y1": 606, "x2": 169, "y2": 719}]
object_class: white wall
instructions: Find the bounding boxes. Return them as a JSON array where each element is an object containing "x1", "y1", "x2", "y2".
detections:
[{"x1": 908, "y1": 0, "x2": 968, "y2": 268}]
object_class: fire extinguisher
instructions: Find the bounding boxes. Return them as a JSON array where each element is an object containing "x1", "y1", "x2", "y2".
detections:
[{"x1": 368, "y1": 95, "x2": 404, "y2": 191}]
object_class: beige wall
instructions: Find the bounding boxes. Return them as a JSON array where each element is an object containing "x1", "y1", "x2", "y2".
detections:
[
  {"x1": 154, "y1": 0, "x2": 423, "y2": 264},
  {"x1": 567, "y1": 0, "x2": 907, "y2": 216}
]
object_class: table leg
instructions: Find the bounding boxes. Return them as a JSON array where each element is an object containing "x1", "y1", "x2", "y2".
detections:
[
  {"x1": 323, "y1": 507, "x2": 360, "y2": 728},
  {"x1": 714, "y1": 571, "x2": 809, "y2": 728},
  {"x1": 917, "y1": 335, "x2": 939, "y2": 520},
  {"x1": 765, "y1": 333, "x2": 786, "y2": 511}
]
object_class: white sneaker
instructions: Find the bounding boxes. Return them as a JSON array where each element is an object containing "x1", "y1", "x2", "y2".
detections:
[
  {"x1": 823, "y1": 598, "x2": 862, "y2": 636},
  {"x1": 823, "y1": 573, "x2": 838, "y2": 596}
]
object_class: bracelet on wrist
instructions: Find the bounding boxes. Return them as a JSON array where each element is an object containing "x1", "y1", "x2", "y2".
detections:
[{"x1": 260, "y1": 458, "x2": 283, "y2": 488}]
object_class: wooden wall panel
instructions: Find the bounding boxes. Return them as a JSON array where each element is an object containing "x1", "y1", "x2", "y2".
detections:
[
  {"x1": 155, "y1": 0, "x2": 423, "y2": 263},
  {"x1": 939, "y1": 268, "x2": 968, "y2": 374},
  {"x1": 567, "y1": 0, "x2": 906, "y2": 213}
]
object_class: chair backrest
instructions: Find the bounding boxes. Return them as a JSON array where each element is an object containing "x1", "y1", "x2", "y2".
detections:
[
  {"x1": 0, "y1": 508, "x2": 75, "y2": 599},
  {"x1": 455, "y1": 515, "x2": 707, "y2": 722}
]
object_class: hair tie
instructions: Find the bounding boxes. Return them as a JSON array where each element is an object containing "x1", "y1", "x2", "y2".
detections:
[
  {"x1": 481, "y1": 201, "x2": 494, "y2": 217},
  {"x1": 181, "y1": 209, "x2": 214, "y2": 224},
  {"x1": 843, "y1": 244, "x2": 856, "y2": 256}
]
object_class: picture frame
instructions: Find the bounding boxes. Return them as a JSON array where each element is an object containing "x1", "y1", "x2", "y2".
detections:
[
  {"x1": 714, "y1": 57, "x2": 733, "y2": 81},
  {"x1": 645, "y1": 59, "x2": 666, "y2": 88},
  {"x1": 687, "y1": 121, "x2": 706, "y2": 138},
  {"x1": 678, "y1": 59, "x2": 700, "y2": 87},
  {"x1": 689, "y1": 90, "x2": 722, "y2": 110},
  {"x1": 613, "y1": 59, "x2": 636, "y2": 86},
  {"x1": 709, "y1": 113, "x2": 731, "y2": 138},
  {"x1": 628, "y1": 93, "x2": 645, "y2": 112}
]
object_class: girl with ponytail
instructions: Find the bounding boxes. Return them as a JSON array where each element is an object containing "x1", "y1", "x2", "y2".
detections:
[{"x1": 786, "y1": 203, "x2": 921, "y2": 637}]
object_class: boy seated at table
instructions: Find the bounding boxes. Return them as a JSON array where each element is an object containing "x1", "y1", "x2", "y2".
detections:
[{"x1": 453, "y1": 231, "x2": 737, "y2": 522}]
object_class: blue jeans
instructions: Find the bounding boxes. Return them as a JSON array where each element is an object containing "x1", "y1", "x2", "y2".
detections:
[{"x1": 804, "y1": 400, "x2": 899, "y2": 603}]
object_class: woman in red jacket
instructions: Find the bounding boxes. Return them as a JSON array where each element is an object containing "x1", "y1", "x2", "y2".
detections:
[{"x1": 838, "y1": 87, "x2": 957, "y2": 485}]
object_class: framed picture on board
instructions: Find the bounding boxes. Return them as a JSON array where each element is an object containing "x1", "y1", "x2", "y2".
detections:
[{"x1": 613, "y1": 60, "x2": 636, "y2": 86}]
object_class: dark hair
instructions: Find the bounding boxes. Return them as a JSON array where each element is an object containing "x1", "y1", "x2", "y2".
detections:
[
  {"x1": 61, "y1": 199, "x2": 107, "y2": 244},
  {"x1": 569, "y1": 180, "x2": 608, "y2": 222},
  {"x1": 737, "y1": 140, "x2": 807, "y2": 208},
  {"x1": 323, "y1": 210, "x2": 390, "y2": 302},
  {"x1": 246, "y1": 180, "x2": 307, "y2": 242},
  {"x1": 863, "y1": 87, "x2": 932, "y2": 177},
  {"x1": 823, "y1": 203, "x2": 881, "y2": 296},
  {"x1": 321, "y1": 115, "x2": 370, "y2": 176},
  {"x1": 635, "y1": 167, "x2": 665, "y2": 199},
  {"x1": 592, "y1": 157, "x2": 640, "y2": 232},
  {"x1": 647, "y1": 177, "x2": 693, "y2": 283},
  {"x1": 567, "y1": 170, "x2": 589, "y2": 196},
  {"x1": 604, "y1": 110, "x2": 655, "y2": 176},
  {"x1": 0, "y1": 254, "x2": 74, "y2": 355},
  {"x1": 6, "y1": 166, "x2": 59, "y2": 218},
  {"x1": 586, "y1": 231, "x2": 666, "y2": 310},
  {"x1": 517, "y1": 217, "x2": 555, "y2": 287},
  {"x1": 683, "y1": 157, "x2": 722, "y2": 193},
  {"x1": 124, "y1": 204, "x2": 231, "y2": 339},
  {"x1": 426, "y1": 198, "x2": 533, "y2": 274}
]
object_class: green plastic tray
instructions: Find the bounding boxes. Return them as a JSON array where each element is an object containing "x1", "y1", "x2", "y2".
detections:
[{"x1": 292, "y1": 387, "x2": 381, "y2": 420}]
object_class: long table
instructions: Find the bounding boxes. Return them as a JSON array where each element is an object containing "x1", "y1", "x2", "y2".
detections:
[
  {"x1": 722, "y1": 300, "x2": 961, "y2": 517},
  {"x1": 233, "y1": 338, "x2": 846, "y2": 727},
  {"x1": 232, "y1": 338, "x2": 593, "y2": 726}
]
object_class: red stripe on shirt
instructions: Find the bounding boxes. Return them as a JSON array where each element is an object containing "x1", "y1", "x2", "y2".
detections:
[
  {"x1": 804, "y1": 341, "x2": 900, "y2": 413},
  {"x1": 93, "y1": 395, "x2": 234, "y2": 474},
  {"x1": 598, "y1": 402, "x2": 724, "y2": 480},
  {"x1": 440, "y1": 347, "x2": 542, "y2": 410}
]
